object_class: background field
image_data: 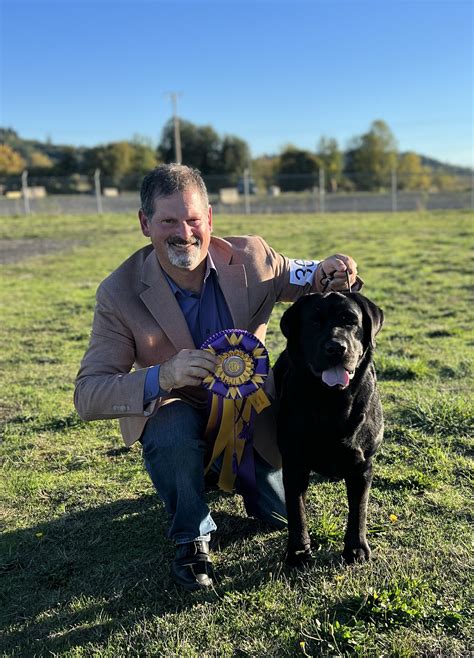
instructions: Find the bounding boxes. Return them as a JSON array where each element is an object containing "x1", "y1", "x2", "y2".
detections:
[{"x1": 0, "y1": 210, "x2": 472, "y2": 656}]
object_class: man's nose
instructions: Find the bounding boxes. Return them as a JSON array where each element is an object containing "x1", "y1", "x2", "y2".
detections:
[{"x1": 176, "y1": 222, "x2": 193, "y2": 240}]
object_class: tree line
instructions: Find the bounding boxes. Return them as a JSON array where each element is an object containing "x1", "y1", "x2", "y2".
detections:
[{"x1": 0, "y1": 120, "x2": 469, "y2": 193}]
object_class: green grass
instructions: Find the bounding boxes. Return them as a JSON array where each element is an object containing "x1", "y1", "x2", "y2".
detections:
[{"x1": 0, "y1": 210, "x2": 473, "y2": 656}]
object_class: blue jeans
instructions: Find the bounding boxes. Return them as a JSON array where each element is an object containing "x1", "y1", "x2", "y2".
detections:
[{"x1": 141, "y1": 401, "x2": 287, "y2": 544}]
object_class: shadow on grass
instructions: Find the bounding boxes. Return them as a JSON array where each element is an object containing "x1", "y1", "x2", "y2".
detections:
[
  {"x1": 372, "y1": 473, "x2": 434, "y2": 492},
  {"x1": 0, "y1": 494, "x2": 289, "y2": 654}
]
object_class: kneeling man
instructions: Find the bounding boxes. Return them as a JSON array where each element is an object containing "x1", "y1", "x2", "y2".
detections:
[{"x1": 74, "y1": 164, "x2": 360, "y2": 590}]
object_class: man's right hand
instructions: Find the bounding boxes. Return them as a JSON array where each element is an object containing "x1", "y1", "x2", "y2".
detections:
[{"x1": 158, "y1": 349, "x2": 218, "y2": 391}]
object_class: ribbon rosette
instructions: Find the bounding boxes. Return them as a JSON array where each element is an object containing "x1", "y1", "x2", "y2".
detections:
[
  {"x1": 200, "y1": 330, "x2": 271, "y2": 514},
  {"x1": 201, "y1": 329, "x2": 269, "y2": 400}
]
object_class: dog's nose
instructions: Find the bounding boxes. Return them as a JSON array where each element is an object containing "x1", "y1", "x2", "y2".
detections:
[{"x1": 325, "y1": 340, "x2": 347, "y2": 356}]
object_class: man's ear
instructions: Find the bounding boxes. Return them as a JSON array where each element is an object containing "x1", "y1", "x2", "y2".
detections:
[
  {"x1": 349, "y1": 293, "x2": 384, "y2": 348},
  {"x1": 208, "y1": 204, "x2": 213, "y2": 232},
  {"x1": 138, "y1": 209, "x2": 151, "y2": 238}
]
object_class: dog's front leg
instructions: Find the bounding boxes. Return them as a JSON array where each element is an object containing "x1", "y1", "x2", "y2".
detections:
[
  {"x1": 343, "y1": 462, "x2": 373, "y2": 563},
  {"x1": 282, "y1": 461, "x2": 312, "y2": 567}
]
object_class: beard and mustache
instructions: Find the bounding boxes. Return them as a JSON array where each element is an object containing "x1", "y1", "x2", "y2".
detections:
[{"x1": 165, "y1": 236, "x2": 202, "y2": 269}]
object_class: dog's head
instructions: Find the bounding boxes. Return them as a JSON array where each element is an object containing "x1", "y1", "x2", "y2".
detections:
[{"x1": 280, "y1": 292, "x2": 384, "y2": 390}]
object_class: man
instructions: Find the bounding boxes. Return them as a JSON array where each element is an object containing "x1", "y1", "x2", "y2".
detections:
[{"x1": 75, "y1": 164, "x2": 359, "y2": 591}]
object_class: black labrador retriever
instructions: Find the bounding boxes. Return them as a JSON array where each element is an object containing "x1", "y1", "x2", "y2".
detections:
[{"x1": 274, "y1": 292, "x2": 384, "y2": 566}]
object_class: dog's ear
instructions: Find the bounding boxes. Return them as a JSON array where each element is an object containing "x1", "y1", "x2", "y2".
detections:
[
  {"x1": 349, "y1": 293, "x2": 384, "y2": 348},
  {"x1": 280, "y1": 294, "x2": 312, "y2": 338}
]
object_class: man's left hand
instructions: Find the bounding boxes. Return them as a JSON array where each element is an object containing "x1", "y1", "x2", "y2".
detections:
[{"x1": 314, "y1": 254, "x2": 359, "y2": 292}]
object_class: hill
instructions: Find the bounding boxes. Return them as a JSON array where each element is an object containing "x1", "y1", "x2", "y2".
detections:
[{"x1": 417, "y1": 154, "x2": 472, "y2": 177}]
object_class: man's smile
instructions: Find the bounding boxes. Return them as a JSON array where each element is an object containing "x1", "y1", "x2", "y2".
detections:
[{"x1": 168, "y1": 238, "x2": 200, "y2": 249}]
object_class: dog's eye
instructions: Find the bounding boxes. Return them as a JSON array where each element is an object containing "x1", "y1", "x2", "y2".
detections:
[{"x1": 341, "y1": 314, "x2": 358, "y2": 325}]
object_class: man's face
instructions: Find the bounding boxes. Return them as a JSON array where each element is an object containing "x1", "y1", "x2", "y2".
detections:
[{"x1": 139, "y1": 188, "x2": 212, "y2": 272}]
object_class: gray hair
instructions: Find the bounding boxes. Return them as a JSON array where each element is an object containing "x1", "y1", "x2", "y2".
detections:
[{"x1": 140, "y1": 164, "x2": 209, "y2": 219}]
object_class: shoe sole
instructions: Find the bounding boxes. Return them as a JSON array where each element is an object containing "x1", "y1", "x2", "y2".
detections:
[{"x1": 172, "y1": 575, "x2": 213, "y2": 591}]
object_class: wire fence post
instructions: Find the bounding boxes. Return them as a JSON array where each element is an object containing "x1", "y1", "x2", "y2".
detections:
[
  {"x1": 21, "y1": 170, "x2": 30, "y2": 215},
  {"x1": 391, "y1": 168, "x2": 397, "y2": 212},
  {"x1": 94, "y1": 169, "x2": 103, "y2": 215},
  {"x1": 319, "y1": 168, "x2": 325, "y2": 212},
  {"x1": 471, "y1": 170, "x2": 474, "y2": 210},
  {"x1": 243, "y1": 167, "x2": 250, "y2": 215}
]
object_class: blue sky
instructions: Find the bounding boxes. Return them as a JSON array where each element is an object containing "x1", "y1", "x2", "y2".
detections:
[{"x1": 1, "y1": 0, "x2": 472, "y2": 166}]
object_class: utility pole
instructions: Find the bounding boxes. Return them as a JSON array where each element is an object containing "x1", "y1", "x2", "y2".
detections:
[{"x1": 166, "y1": 92, "x2": 182, "y2": 164}]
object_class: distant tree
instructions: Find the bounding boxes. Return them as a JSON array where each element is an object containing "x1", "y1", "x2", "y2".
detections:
[
  {"x1": 277, "y1": 146, "x2": 321, "y2": 191},
  {"x1": 346, "y1": 120, "x2": 398, "y2": 190},
  {"x1": 193, "y1": 125, "x2": 222, "y2": 174},
  {"x1": 53, "y1": 147, "x2": 82, "y2": 176},
  {"x1": 316, "y1": 137, "x2": 343, "y2": 191},
  {"x1": 0, "y1": 144, "x2": 25, "y2": 174},
  {"x1": 130, "y1": 142, "x2": 158, "y2": 175},
  {"x1": 431, "y1": 172, "x2": 461, "y2": 192},
  {"x1": 28, "y1": 150, "x2": 54, "y2": 173},
  {"x1": 0, "y1": 127, "x2": 20, "y2": 145},
  {"x1": 0, "y1": 128, "x2": 27, "y2": 158},
  {"x1": 220, "y1": 136, "x2": 250, "y2": 175},
  {"x1": 397, "y1": 152, "x2": 431, "y2": 190},
  {"x1": 85, "y1": 142, "x2": 134, "y2": 185},
  {"x1": 252, "y1": 155, "x2": 280, "y2": 190},
  {"x1": 117, "y1": 141, "x2": 159, "y2": 190},
  {"x1": 158, "y1": 119, "x2": 221, "y2": 174}
]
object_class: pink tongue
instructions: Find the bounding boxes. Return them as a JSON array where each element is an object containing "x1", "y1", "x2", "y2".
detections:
[{"x1": 322, "y1": 366, "x2": 350, "y2": 387}]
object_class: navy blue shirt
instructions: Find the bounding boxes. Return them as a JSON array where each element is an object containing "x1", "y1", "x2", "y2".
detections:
[{"x1": 143, "y1": 255, "x2": 233, "y2": 404}]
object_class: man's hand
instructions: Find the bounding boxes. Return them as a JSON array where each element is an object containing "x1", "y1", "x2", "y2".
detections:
[
  {"x1": 314, "y1": 254, "x2": 359, "y2": 292},
  {"x1": 159, "y1": 349, "x2": 218, "y2": 391}
]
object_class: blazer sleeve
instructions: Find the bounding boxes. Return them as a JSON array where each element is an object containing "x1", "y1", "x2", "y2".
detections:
[
  {"x1": 258, "y1": 237, "x2": 314, "y2": 302},
  {"x1": 74, "y1": 283, "x2": 154, "y2": 420}
]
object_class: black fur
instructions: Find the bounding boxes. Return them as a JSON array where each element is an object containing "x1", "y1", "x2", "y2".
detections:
[{"x1": 274, "y1": 292, "x2": 384, "y2": 565}]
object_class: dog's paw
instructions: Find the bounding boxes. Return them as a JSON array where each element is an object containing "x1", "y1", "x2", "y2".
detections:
[
  {"x1": 285, "y1": 547, "x2": 313, "y2": 568},
  {"x1": 342, "y1": 543, "x2": 371, "y2": 564}
]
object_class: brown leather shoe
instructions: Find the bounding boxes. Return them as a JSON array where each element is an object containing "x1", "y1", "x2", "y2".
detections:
[{"x1": 171, "y1": 540, "x2": 214, "y2": 591}]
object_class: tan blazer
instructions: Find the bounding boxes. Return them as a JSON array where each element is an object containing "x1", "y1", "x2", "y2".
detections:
[{"x1": 74, "y1": 235, "x2": 312, "y2": 468}]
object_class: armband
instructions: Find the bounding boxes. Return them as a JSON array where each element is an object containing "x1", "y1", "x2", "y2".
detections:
[{"x1": 289, "y1": 259, "x2": 319, "y2": 286}]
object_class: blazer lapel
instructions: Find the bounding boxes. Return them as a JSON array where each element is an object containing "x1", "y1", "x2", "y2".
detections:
[
  {"x1": 139, "y1": 250, "x2": 195, "y2": 350},
  {"x1": 210, "y1": 241, "x2": 249, "y2": 330}
]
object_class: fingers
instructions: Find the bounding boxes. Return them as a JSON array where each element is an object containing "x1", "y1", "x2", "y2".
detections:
[
  {"x1": 316, "y1": 254, "x2": 358, "y2": 292},
  {"x1": 159, "y1": 349, "x2": 218, "y2": 391},
  {"x1": 329, "y1": 253, "x2": 358, "y2": 274}
]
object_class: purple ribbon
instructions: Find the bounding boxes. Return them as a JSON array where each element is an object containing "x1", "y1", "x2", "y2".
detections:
[{"x1": 201, "y1": 329, "x2": 270, "y2": 516}]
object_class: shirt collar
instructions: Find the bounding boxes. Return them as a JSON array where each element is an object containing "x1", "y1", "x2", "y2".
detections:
[{"x1": 161, "y1": 254, "x2": 217, "y2": 297}]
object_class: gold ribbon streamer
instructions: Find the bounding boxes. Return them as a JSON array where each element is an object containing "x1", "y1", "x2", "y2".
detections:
[{"x1": 204, "y1": 397, "x2": 254, "y2": 492}]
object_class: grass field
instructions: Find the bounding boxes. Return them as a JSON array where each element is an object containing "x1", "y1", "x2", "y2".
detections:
[{"x1": 0, "y1": 210, "x2": 472, "y2": 657}]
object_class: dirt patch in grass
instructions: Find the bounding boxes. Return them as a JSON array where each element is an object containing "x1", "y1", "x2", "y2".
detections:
[{"x1": 0, "y1": 239, "x2": 86, "y2": 264}]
